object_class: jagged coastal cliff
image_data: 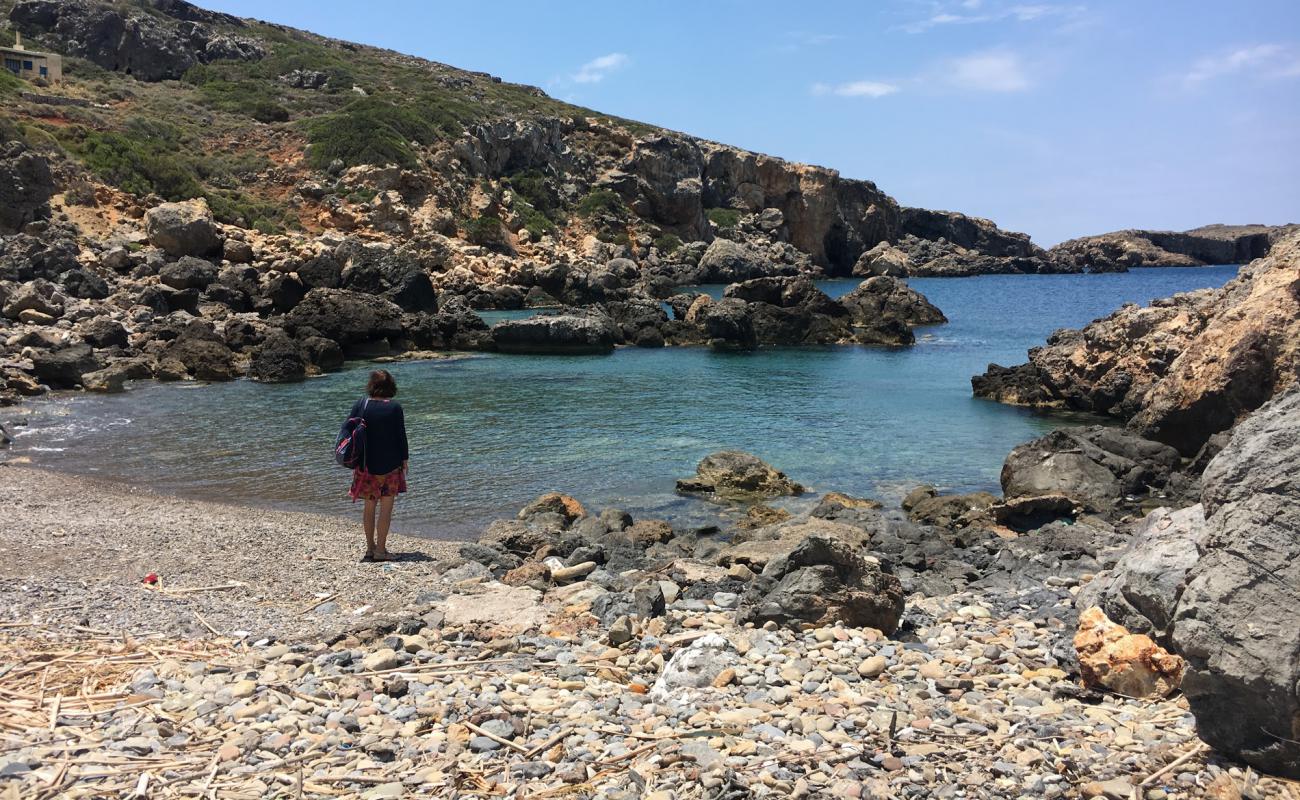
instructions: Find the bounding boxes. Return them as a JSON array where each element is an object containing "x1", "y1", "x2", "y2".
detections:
[{"x1": 1, "y1": 1, "x2": 1299, "y2": 798}]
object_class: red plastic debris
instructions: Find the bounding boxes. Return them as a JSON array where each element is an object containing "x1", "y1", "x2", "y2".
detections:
[{"x1": 142, "y1": 573, "x2": 159, "y2": 585}]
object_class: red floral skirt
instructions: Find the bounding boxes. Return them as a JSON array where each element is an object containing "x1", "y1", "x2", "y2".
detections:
[{"x1": 349, "y1": 468, "x2": 407, "y2": 502}]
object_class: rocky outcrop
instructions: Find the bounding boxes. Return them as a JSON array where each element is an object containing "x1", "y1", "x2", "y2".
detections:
[
  {"x1": 10, "y1": 0, "x2": 264, "y2": 82},
  {"x1": 0, "y1": 142, "x2": 54, "y2": 234},
  {"x1": 901, "y1": 208, "x2": 1044, "y2": 259},
  {"x1": 1170, "y1": 386, "x2": 1300, "y2": 777},
  {"x1": 1050, "y1": 224, "x2": 1297, "y2": 272},
  {"x1": 492, "y1": 313, "x2": 618, "y2": 354},
  {"x1": 676, "y1": 451, "x2": 803, "y2": 501},
  {"x1": 974, "y1": 230, "x2": 1300, "y2": 455}
]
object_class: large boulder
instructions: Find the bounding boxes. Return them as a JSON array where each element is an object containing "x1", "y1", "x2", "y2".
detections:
[
  {"x1": 163, "y1": 323, "x2": 237, "y2": 381},
  {"x1": 30, "y1": 345, "x2": 100, "y2": 389},
  {"x1": 0, "y1": 141, "x2": 54, "y2": 233},
  {"x1": 492, "y1": 313, "x2": 618, "y2": 355},
  {"x1": 144, "y1": 199, "x2": 222, "y2": 258},
  {"x1": 851, "y1": 242, "x2": 911, "y2": 277},
  {"x1": 975, "y1": 230, "x2": 1300, "y2": 455},
  {"x1": 1171, "y1": 386, "x2": 1300, "y2": 777},
  {"x1": 248, "y1": 332, "x2": 307, "y2": 383},
  {"x1": 676, "y1": 451, "x2": 803, "y2": 500},
  {"x1": 285, "y1": 288, "x2": 404, "y2": 349},
  {"x1": 696, "y1": 239, "x2": 782, "y2": 282},
  {"x1": 735, "y1": 535, "x2": 904, "y2": 632},
  {"x1": 158, "y1": 256, "x2": 218, "y2": 290},
  {"x1": 1076, "y1": 504, "x2": 1208, "y2": 643},
  {"x1": 693, "y1": 297, "x2": 756, "y2": 349},
  {"x1": 1000, "y1": 426, "x2": 1181, "y2": 509}
]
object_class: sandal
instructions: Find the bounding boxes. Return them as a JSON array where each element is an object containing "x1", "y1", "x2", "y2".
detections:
[
  {"x1": 373, "y1": 551, "x2": 396, "y2": 562},
  {"x1": 361, "y1": 550, "x2": 375, "y2": 563}
]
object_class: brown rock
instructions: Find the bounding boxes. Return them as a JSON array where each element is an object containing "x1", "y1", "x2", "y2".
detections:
[
  {"x1": 501, "y1": 562, "x2": 550, "y2": 587},
  {"x1": 975, "y1": 230, "x2": 1300, "y2": 455},
  {"x1": 518, "y1": 492, "x2": 586, "y2": 525},
  {"x1": 1073, "y1": 606, "x2": 1184, "y2": 698}
]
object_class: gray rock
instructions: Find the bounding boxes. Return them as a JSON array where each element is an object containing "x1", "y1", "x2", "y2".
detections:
[
  {"x1": 0, "y1": 142, "x2": 54, "y2": 233},
  {"x1": 248, "y1": 332, "x2": 307, "y2": 384},
  {"x1": 1172, "y1": 386, "x2": 1300, "y2": 777},
  {"x1": 736, "y1": 535, "x2": 905, "y2": 633},
  {"x1": 144, "y1": 200, "x2": 222, "y2": 258},
  {"x1": 1001, "y1": 426, "x2": 1181, "y2": 509},
  {"x1": 651, "y1": 633, "x2": 740, "y2": 699},
  {"x1": 1076, "y1": 504, "x2": 1207, "y2": 642},
  {"x1": 159, "y1": 256, "x2": 218, "y2": 291}
]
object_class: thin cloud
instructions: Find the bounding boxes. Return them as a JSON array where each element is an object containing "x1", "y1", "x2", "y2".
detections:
[
  {"x1": 901, "y1": 1, "x2": 1085, "y2": 33},
  {"x1": 945, "y1": 49, "x2": 1032, "y2": 92},
  {"x1": 572, "y1": 53, "x2": 629, "y2": 84},
  {"x1": 1183, "y1": 44, "x2": 1300, "y2": 86},
  {"x1": 777, "y1": 31, "x2": 847, "y2": 53},
  {"x1": 812, "y1": 80, "x2": 900, "y2": 99}
]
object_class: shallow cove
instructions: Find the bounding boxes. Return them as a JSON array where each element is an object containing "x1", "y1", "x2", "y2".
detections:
[{"x1": 14, "y1": 266, "x2": 1239, "y2": 539}]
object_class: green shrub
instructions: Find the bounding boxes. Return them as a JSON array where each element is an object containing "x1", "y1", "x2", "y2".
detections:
[
  {"x1": 653, "y1": 233, "x2": 682, "y2": 254},
  {"x1": 706, "y1": 207, "x2": 741, "y2": 229},
  {"x1": 515, "y1": 198, "x2": 557, "y2": 240},
  {"x1": 507, "y1": 169, "x2": 559, "y2": 217},
  {"x1": 0, "y1": 68, "x2": 21, "y2": 97},
  {"x1": 75, "y1": 121, "x2": 203, "y2": 200},
  {"x1": 205, "y1": 190, "x2": 289, "y2": 233},
  {"x1": 464, "y1": 215, "x2": 506, "y2": 248},
  {"x1": 304, "y1": 97, "x2": 434, "y2": 169},
  {"x1": 576, "y1": 188, "x2": 626, "y2": 219},
  {"x1": 0, "y1": 115, "x2": 25, "y2": 145},
  {"x1": 195, "y1": 79, "x2": 290, "y2": 123}
]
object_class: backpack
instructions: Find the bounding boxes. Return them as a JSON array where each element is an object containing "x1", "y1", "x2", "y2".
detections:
[{"x1": 334, "y1": 398, "x2": 369, "y2": 469}]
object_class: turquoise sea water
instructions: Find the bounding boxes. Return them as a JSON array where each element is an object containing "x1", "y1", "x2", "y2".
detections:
[{"x1": 13, "y1": 266, "x2": 1238, "y2": 539}]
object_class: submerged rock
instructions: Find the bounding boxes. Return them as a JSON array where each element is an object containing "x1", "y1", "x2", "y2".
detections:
[{"x1": 676, "y1": 451, "x2": 803, "y2": 500}]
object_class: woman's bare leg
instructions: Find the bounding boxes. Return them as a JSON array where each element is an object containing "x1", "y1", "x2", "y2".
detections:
[
  {"x1": 363, "y1": 498, "x2": 378, "y2": 556},
  {"x1": 375, "y1": 495, "x2": 396, "y2": 557}
]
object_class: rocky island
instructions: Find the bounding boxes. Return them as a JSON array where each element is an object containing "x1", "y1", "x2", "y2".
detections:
[{"x1": 1, "y1": 1, "x2": 1299, "y2": 798}]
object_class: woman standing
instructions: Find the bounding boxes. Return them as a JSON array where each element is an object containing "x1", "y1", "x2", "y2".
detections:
[{"x1": 347, "y1": 369, "x2": 409, "y2": 562}]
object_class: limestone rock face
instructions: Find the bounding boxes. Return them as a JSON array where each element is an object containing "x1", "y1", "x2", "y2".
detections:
[
  {"x1": 145, "y1": 199, "x2": 223, "y2": 258},
  {"x1": 1171, "y1": 385, "x2": 1300, "y2": 777},
  {"x1": 1049, "y1": 224, "x2": 1295, "y2": 271},
  {"x1": 975, "y1": 230, "x2": 1300, "y2": 455},
  {"x1": 676, "y1": 451, "x2": 803, "y2": 501},
  {"x1": 1074, "y1": 606, "x2": 1185, "y2": 698}
]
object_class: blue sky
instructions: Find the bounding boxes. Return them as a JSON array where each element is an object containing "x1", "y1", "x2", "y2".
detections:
[{"x1": 207, "y1": 0, "x2": 1300, "y2": 245}]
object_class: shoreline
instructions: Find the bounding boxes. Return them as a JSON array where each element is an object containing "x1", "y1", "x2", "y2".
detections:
[{"x1": 0, "y1": 464, "x2": 460, "y2": 640}]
